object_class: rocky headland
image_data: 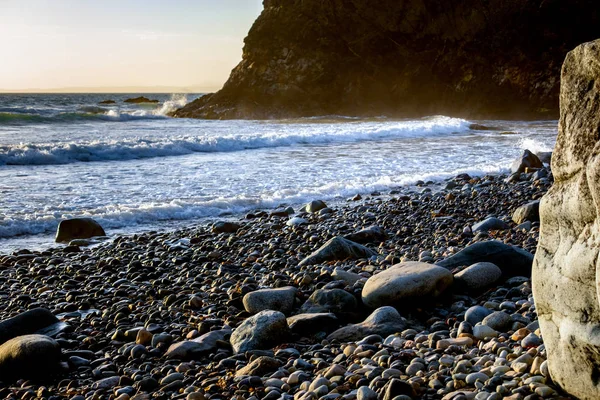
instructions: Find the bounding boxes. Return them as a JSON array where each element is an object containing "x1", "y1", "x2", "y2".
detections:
[
  {"x1": 173, "y1": 0, "x2": 600, "y2": 120},
  {"x1": 0, "y1": 151, "x2": 557, "y2": 399}
]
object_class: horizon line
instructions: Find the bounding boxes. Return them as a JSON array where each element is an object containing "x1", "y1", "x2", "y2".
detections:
[{"x1": 0, "y1": 85, "x2": 219, "y2": 94}]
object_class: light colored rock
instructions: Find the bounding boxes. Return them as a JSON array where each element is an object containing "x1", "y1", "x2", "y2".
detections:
[
  {"x1": 362, "y1": 262, "x2": 453, "y2": 308},
  {"x1": 512, "y1": 200, "x2": 540, "y2": 224},
  {"x1": 331, "y1": 267, "x2": 362, "y2": 285},
  {"x1": 532, "y1": 39, "x2": 600, "y2": 400},
  {"x1": 286, "y1": 217, "x2": 308, "y2": 227},
  {"x1": 299, "y1": 236, "x2": 377, "y2": 266},
  {"x1": 230, "y1": 310, "x2": 290, "y2": 353},
  {"x1": 437, "y1": 240, "x2": 533, "y2": 277},
  {"x1": 0, "y1": 334, "x2": 61, "y2": 378},
  {"x1": 454, "y1": 262, "x2": 502, "y2": 292},
  {"x1": 305, "y1": 200, "x2": 327, "y2": 213},
  {"x1": 327, "y1": 306, "x2": 406, "y2": 342},
  {"x1": 242, "y1": 286, "x2": 297, "y2": 315}
]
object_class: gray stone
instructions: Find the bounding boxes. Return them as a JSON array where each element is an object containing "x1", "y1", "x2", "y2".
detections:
[
  {"x1": 327, "y1": 306, "x2": 406, "y2": 342},
  {"x1": 512, "y1": 200, "x2": 540, "y2": 224},
  {"x1": 55, "y1": 217, "x2": 105, "y2": 243},
  {"x1": 511, "y1": 149, "x2": 543, "y2": 174},
  {"x1": 165, "y1": 328, "x2": 231, "y2": 359},
  {"x1": 437, "y1": 240, "x2": 533, "y2": 277},
  {"x1": 362, "y1": 262, "x2": 453, "y2": 308},
  {"x1": 299, "y1": 236, "x2": 377, "y2": 266},
  {"x1": 482, "y1": 311, "x2": 512, "y2": 332},
  {"x1": 535, "y1": 151, "x2": 553, "y2": 164},
  {"x1": 0, "y1": 308, "x2": 58, "y2": 345},
  {"x1": 286, "y1": 217, "x2": 308, "y2": 227},
  {"x1": 0, "y1": 334, "x2": 61, "y2": 379},
  {"x1": 454, "y1": 262, "x2": 502, "y2": 292},
  {"x1": 331, "y1": 267, "x2": 362, "y2": 285},
  {"x1": 343, "y1": 226, "x2": 387, "y2": 244},
  {"x1": 300, "y1": 288, "x2": 357, "y2": 316},
  {"x1": 472, "y1": 217, "x2": 510, "y2": 233},
  {"x1": 230, "y1": 310, "x2": 290, "y2": 353},
  {"x1": 465, "y1": 306, "x2": 493, "y2": 326},
  {"x1": 532, "y1": 39, "x2": 600, "y2": 400},
  {"x1": 287, "y1": 313, "x2": 338, "y2": 335},
  {"x1": 243, "y1": 286, "x2": 297, "y2": 315}
]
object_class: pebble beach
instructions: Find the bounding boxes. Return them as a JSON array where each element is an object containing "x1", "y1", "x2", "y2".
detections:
[{"x1": 0, "y1": 151, "x2": 563, "y2": 400}]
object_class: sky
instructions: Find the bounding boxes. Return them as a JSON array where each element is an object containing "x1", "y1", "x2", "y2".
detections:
[{"x1": 0, "y1": 0, "x2": 264, "y2": 92}]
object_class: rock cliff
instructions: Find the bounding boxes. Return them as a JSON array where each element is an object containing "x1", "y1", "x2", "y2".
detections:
[
  {"x1": 533, "y1": 39, "x2": 600, "y2": 400},
  {"x1": 174, "y1": 0, "x2": 600, "y2": 119}
]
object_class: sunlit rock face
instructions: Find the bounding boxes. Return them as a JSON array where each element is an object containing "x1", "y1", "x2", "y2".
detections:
[
  {"x1": 173, "y1": 0, "x2": 600, "y2": 120},
  {"x1": 533, "y1": 39, "x2": 600, "y2": 400}
]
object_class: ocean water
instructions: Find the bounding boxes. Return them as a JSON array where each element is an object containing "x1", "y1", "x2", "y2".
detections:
[{"x1": 0, "y1": 93, "x2": 557, "y2": 253}]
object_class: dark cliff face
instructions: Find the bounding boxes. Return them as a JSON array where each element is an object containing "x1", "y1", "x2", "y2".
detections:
[{"x1": 174, "y1": 0, "x2": 600, "y2": 120}]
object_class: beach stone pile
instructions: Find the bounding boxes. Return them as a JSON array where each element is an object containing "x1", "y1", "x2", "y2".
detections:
[{"x1": 0, "y1": 150, "x2": 559, "y2": 399}]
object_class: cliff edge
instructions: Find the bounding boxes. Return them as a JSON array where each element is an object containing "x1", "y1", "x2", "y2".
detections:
[{"x1": 173, "y1": 0, "x2": 600, "y2": 120}]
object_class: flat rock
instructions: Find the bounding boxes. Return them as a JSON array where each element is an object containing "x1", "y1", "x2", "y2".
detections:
[
  {"x1": 343, "y1": 226, "x2": 387, "y2": 244},
  {"x1": 0, "y1": 334, "x2": 61, "y2": 379},
  {"x1": 287, "y1": 313, "x2": 338, "y2": 336},
  {"x1": 331, "y1": 267, "x2": 362, "y2": 285},
  {"x1": 300, "y1": 288, "x2": 358, "y2": 316},
  {"x1": 235, "y1": 355, "x2": 282, "y2": 377},
  {"x1": 362, "y1": 262, "x2": 454, "y2": 308},
  {"x1": 437, "y1": 240, "x2": 533, "y2": 277},
  {"x1": 471, "y1": 217, "x2": 510, "y2": 233},
  {"x1": 512, "y1": 200, "x2": 540, "y2": 224},
  {"x1": 454, "y1": 262, "x2": 502, "y2": 292},
  {"x1": 55, "y1": 218, "x2": 105, "y2": 243},
  {"x1": 243, "y1": 286, "x2": 297, "y2": 315},
  {"x1": 327, "y1": 306, "x2": 406, "y2": 342},
  {"x1": 230, "y1": 310, "x2": 290, "y2": 353},
  {"x1": 212, "y1": 221, "x2": 241, "y2": 234},
  {"x1": 0, "y1": 308, "x2": 58, "y2": 345},
  {"x1": 165, "y1": 328, "x2": 231, "y2": 359},
  {"x1": 299, "y1": 236, "x2": 377, "y2": 266}
]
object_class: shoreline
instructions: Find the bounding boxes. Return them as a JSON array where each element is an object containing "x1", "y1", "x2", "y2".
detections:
[{"x1": 0, "y1": 155, "x2": 558, "y2": 399}]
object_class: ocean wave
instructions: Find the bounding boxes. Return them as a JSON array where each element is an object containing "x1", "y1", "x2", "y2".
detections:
[
  {"x1": 0, "y1": 116, "x2": 473, "y2": 165},
  {"x1": 0, "y1": 162, "x2": 507, "y2": 239},
  {"x1": 0, "y1": 94, "x2": 188, "y2": 125}
]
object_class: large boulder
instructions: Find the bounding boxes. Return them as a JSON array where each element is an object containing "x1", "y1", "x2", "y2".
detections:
[
  {"x1": 0, "y1": 334, "x2": 61, "y2": 379},
  {"x1": 327, "y1": 306, "x2": 406, "y2": 342},
  {"x1": 437, "y1": 240, "x2": 533, "y2": 277},
  {"x1": 362, "y1": 262, "x2": 453, "y2": 308},
  {"x1": 533, "y1": 39, "x2": 600, "y2": 400},
  {"x1": 0, "y1": 308, "x2": 58, "y2": 345},
  {"x1": 230, "y1": 310, "x2": 290, "y2": 354},
  {"x1": 55, "y1": 218, "x2": 105, "y2": 243},
  {"x1": 172, "y1": 1, "x2": 600, "y2": 120},
  {"x1": 299, "y1": 236, "x2": 377, "y2": 266},
  {"x1": 243, "y1": 286, "x2": 297, "y2": 315}
]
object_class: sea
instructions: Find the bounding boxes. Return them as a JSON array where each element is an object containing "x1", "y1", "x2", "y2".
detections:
[{"x1": 0, "y1": 93, "x2": 557, "y2": 253}]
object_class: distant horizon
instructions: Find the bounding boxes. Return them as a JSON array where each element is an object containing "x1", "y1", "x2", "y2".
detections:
[{"x1": 0, "y1": 85, "x2": 216, "y2": 94}]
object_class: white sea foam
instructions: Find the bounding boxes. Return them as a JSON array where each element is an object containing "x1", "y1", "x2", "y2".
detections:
[{"x1": 0, "y1": 116, "x2": 472, "y2": 165}]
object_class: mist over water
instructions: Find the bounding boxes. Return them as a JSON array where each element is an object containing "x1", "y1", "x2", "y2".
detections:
[{"x1": 0, "y1": 93, "x2": 557, "y2": 252}]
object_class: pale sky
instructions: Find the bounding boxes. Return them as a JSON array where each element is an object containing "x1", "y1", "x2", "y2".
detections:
[{"x1": 0, "y1": 0, "x2": 264, "y2": 92}]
